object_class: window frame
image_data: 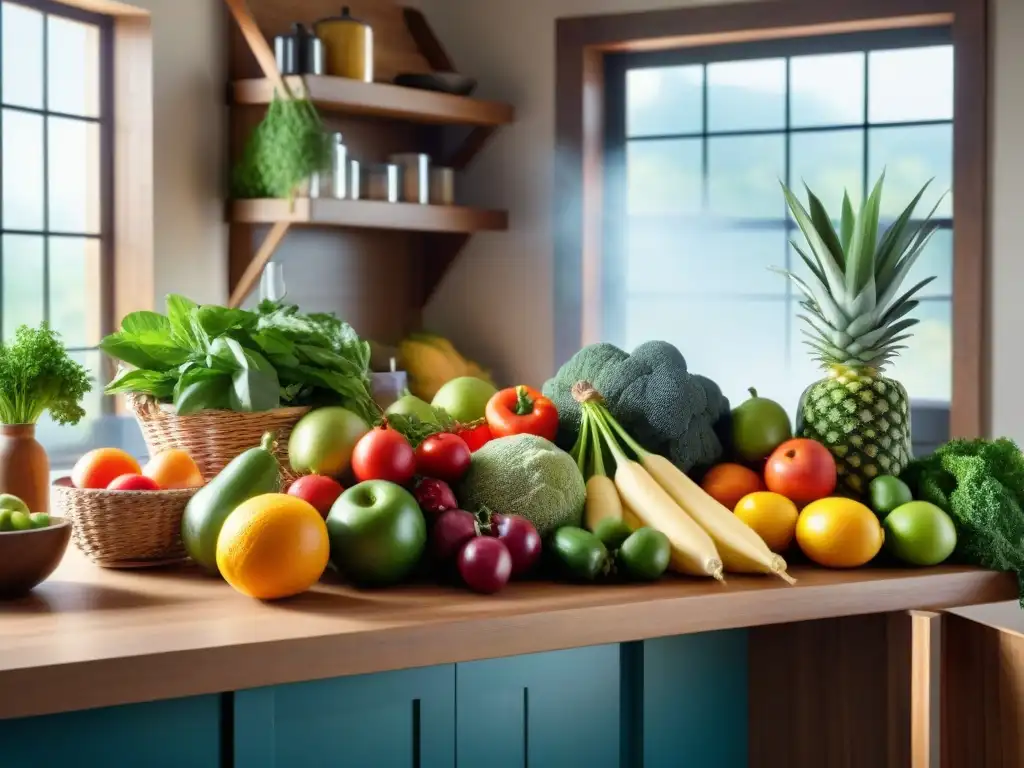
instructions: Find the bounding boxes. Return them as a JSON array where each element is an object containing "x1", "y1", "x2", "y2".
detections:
[
  {"x1": 554, "y1": 0, "x2": 988, "y2": 438},
  {"x1": 600, "y1": 26, "x2": 954, "y2": 389},
  {"x1": 0, "y1": 0, "x2": 116, "y2": 462}
]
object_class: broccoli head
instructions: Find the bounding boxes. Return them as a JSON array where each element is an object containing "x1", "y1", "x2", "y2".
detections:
[{"x1": 542, "y1": 341, "x2": 730, "y2": 472}]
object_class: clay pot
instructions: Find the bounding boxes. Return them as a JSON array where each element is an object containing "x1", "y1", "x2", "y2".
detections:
[{"x1": 0, "y1": 424, "x2": 49, "y2": 513}]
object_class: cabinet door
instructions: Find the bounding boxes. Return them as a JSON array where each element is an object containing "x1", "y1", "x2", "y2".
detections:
[
  {"x1": 233, "y1": 664, "x2": 455, "y2": 768},
  {"x1": 638, "y1": 630, "x2": 748, "y2": 768},
  {"x1": 0, "y1": 695, "x2": 222, "y2": 768},
  {"x1": 456, "y1": 644, "x2": 621, "y2": 768}
]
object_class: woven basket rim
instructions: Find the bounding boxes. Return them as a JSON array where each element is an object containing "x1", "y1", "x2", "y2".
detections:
[
  {"x1": 53, "y1": 477, "x2": 200, "y2": 497},
  {"x1": 128, "y1": 393, "x2": 311, "y2": 418}
]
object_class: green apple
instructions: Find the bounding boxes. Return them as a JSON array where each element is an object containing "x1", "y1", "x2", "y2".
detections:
[
  {"x1": 0, "y1": 494, "x2": 29, "y2": 516},
  {"x1": 289, "y1": 406, "x2": 370, "y2": 477},
  {"x1": 327, "y1": 480, "x2": 427, "y2": 586},
  {"x1": 884, "y1": 501, "x2": 957, "y2": 566},
  {"x1": 730, "y1": 387, "x2": 792, "y2": 462},
  {"x1": 385, "y1": 395, "x2": 439, "y2": 423},
  {"x1": 431, "y1": 377, "x2": 498, "y2": 423}
]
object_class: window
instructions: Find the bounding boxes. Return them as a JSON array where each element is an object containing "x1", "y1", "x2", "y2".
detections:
[
  {"x1": 1, "y1": 0, "x2": 113, "y2": 461},
  {"x1": 604, "y1": 28, "x2": 954, "y2": 449}
]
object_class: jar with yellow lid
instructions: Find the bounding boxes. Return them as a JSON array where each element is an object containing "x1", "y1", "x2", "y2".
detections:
[{"x1": 315, "y1": 6, "x2": 373, "y2": 83}]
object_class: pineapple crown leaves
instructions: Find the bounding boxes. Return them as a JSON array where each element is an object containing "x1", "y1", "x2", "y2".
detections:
[{"x1": 773, "y1": 171, "x2": 947, "y2": 371}]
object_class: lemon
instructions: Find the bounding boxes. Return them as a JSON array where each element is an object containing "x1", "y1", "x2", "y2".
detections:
[
  {"x1": 796, "y1": 497, "x2": 884, "y2": 568},
  {"x1": 216, "y1": 493, "x2": 330, "y2": 600},
  {"x1": 733, "y1": 492, "x2": 799, "y2": 552}
]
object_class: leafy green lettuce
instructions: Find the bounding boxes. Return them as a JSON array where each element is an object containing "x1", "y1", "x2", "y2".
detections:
[{"x1": 102, "y1": 296, "x2": 376, "y2": 423}]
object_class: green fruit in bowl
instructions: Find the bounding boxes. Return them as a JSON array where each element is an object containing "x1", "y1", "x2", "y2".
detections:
[
  {"x1": 30, "y1": 513, "x2": 51, "y2": 529},
  {"x1": 385, "y1": 395, "x2": 439, "y2": 424},
  {"x1": 730, "y1": 387, "x2": 792, "y2": 462},
  {"x1": 10, "y1": 511, "x2": 32, "y2": 531},
  {"x1": 0, "y1": 494, "x2": 29, "y2": 515},
  {"x1": 431, "y1": 377, "x2": 498, "y2": 423},
  {"x1": 868, "y1": 475, "x2": 913, "y2": 519},
  {"x1": 883, "y1": 501, "x2": 957, "y2": 566}
]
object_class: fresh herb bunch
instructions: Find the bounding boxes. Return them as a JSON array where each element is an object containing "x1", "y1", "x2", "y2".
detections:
[
  {"x1": 232, "y1": 94, "x2": 331, "y2": 199},
  {"x1": 386, "y1": 410, "x2": 460, "y2": 448},
  {"x1": 102, "y1": 295, "x2": 375, "y2": 423},
  {"x1": 0, "y1": 324, "x2": 92, "y2": 425}
]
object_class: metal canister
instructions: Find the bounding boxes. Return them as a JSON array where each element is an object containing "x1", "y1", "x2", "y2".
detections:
[
  {"x1": 329, "y1": 133, "x2": 347, "y2": 198},
  {"x1": 366, "y1": 163, "x2": 399, "y2": 202},
  {"x1": 305, "y1": 36, "x2": 326, "y2": 75},
  {"x1": 429, "y1": 167, "x2": 455, "y2": 205},
  {"x1": 389, "y1": 153, "x2": 430, "y2": 204}
]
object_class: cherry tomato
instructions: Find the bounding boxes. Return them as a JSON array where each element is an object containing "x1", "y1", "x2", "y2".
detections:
[
  {"x1": 287, "y1": 475, "x2": 344, "y2": 519},
  {"x1": 457, "y1": 422, "x2": 493, "y2": 452},
  {"x1": 351, "y1": 426, "x2": 416, "y2": 485},
  {"x1": 415, "y1": 433, "x2": 471, "y2": 483}
]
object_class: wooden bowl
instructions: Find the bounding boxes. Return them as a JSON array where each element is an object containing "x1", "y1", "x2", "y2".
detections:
[{"x1": 0, "y1": 518, "x2": 71, "y2": 598}]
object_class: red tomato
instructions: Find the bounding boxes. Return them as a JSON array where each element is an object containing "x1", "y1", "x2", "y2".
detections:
[
  {"x1": 351, "y1": 426, "x2": 417, "y2": 485},
  {"x1": 457, "y1": 422, "x2": 493, "y2": 452},
  {"x1": 287, "y1": 474, "x2": 344, "y2": 519},
  {"x1": 106, "y1": 473, "x2": 160, "y2": 491},
  {"x1": 764, "y1": 438, "x2": 837, "y2": 505},
  {"x1": 415, "y1": 433, "x2": 471, "y2": 483}
]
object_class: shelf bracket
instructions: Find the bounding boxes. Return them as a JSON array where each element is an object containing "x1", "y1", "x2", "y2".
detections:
[
  {"x1": 420, "y1": 233, "x2": 470, "y2": 306},
  {"x1": 445, "y1": 125, "x2": 498, "y2": 171},
  {"x1": 228, "y1": 221, "x2": 292, "y2": 308}
]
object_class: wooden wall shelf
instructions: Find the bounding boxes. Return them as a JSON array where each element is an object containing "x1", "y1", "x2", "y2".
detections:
[
  {"x1": 230, "y1": 199, "x2": 508, "y2": 233},
  {"x1": 232, "y1": 75, "x2": 514, "y2": 127}
]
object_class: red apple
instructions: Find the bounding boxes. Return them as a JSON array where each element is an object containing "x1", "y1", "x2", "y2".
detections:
[
  {"x1": 107, "y1": 473, "x2": 161, "y2": 491},
  {"x1": 288, "y1": 474, "x2": 344, "y2": 519},
  {"x1": 764, "y1": 438, "x2": 837, "y2": 505},
  {"x1": 415, "y1": 433, "x2": 471, "y2": 483},
  {"x1": 351, "y1": 425, "x2": 416, "y2": 485}
]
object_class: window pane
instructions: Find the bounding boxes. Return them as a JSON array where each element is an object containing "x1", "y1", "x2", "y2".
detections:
[
  {"x1": 2, "y1": 235, "x2": 44, "y2": 340},
  {"x1": 868, "y1": 46, "x2": 953, "y2": 124},
  {"x1": 3, "y1": 109, "x2": 44, "y2": 229},
  {"x1": 889, "y1": 300, "x2": 952, "y2": 404},
  {"x1": 625, "y1": 297, "x2": 791, "y2": 408},
  {"x1": 790, "y1": 52, "x2": 865, "y2": 128},
  {"x1": 707, "y1": 58, "x2": 785, "y2": 131},
  {"x1": 50, "y1": 237, "x2": 102, "y2": 347},
  {"x1": 48, "y1": 116, "x2": 101, "y2": 233},
  {"x1": 36, "y1": 350, "x2": 105, "y2": 453},
  {"x1": 707, "y1": 134, "x2": 785, "y2": 218},
  {"x1": 627, "y1": 139, "x2": 702, "y2": 215},
  {"x1": 868, "y1": 124, "x2": 952, "y2": 218},
  {"x1": 626, "y1": 224, "x2": 788, "y2": 296},
  {"x1": 2, "y1": 2, "x2": 43, "y2": 109},
  {"x1": 902, "y1": 226, "x2": 952, "y2": 299},
  {"x1": 47, "y1": 15, "x2": 101, "y2": 117},
  {"x1": 789, "y1": 128, "x2": 864, "y2": 211},
  {"x1": 627, "y1": 65, "x2": 703, "y2": 137}
]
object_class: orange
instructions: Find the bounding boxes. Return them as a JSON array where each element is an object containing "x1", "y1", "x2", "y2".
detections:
[
  {"x1": 700, "y1": 463, "x2": 766, "y2": 511},
  {"x1": 796, "y1": 497, "x2": 884, "y2": 569},
  {"x1": 144, "y1": 449, "x2": 204, "y2": 490},
  {"x1": 216, "y1": 493, "x2": 330, "y2": 600},
  {"x1": 72, "y1": 448, "x2": 141, "y2": 489},
  {"x1": 733, "y1": 492, "x2": 799, "y2": 553}
]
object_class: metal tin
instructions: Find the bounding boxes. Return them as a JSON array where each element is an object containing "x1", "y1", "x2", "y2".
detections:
[
  {"x1": 305, "y1": 36, "x2": 325, "y2": 75},
  {"x1": 329, "y1": 133, "x2": 347, "y2": 198},
  {"x1": 348, "y1": 159, "x2": 362, "y2": 200},
  {"x1": 429, "y1": 167, "x2": 455, "y2": 205},
  {"x1": 273, "y1": 26, "x2": 302, "y2": 76},
  {"x1": 366, "y1": 163, "x2": 399, "y2": 202},
  {"x1": 389, "y1": 153, "x2": 430, "y2": 204}
]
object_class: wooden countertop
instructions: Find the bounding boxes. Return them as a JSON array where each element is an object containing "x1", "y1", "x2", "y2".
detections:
[{"x1": 0, "y1": 550, "x2": 1014, "y2": 720}]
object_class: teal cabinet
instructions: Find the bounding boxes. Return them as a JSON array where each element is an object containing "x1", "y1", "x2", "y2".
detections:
[
  {"x1": 456, "y1": 644, "x2": 621, "y2": 768},
  {"x1": 638, "y1": 630, "x2": 748, "y2": 768},
  {"x1": 0, "y1": 694, "x2": 222, "y2": 768},
  {"x1": 233, "y1": 664, "x2": 455, "y2": 768}
]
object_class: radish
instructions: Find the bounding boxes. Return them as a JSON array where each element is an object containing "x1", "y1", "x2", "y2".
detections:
[{"x1": 458, "y1": 537, "x2": 512, "y2": 594}]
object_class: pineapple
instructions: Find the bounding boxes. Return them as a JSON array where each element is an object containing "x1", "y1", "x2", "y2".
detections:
[{"x1": 778, "y1": 173, "x2": 942, "y2": 497}]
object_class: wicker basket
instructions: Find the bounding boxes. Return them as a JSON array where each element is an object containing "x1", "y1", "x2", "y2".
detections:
[
  {"x1": 53, "y1": 478, "x2": 197, "y2": 568},
  {"x1": 128, "y1": 395, "x2": 309, "y2": 483}
]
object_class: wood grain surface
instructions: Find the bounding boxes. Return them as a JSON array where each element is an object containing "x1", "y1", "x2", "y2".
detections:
[{"x1": 0, "y1": 551, "x2": 1012, "y2": 721}]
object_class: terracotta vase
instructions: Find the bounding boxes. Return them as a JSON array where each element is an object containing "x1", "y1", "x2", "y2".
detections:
[{"x1": 0, "y1": 425, "x2": 49, "y2": 513}]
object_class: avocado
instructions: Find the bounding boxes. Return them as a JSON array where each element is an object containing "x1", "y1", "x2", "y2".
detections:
[{"x1": 181, "y1": 432, "x2": 281, "y2": 572}]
